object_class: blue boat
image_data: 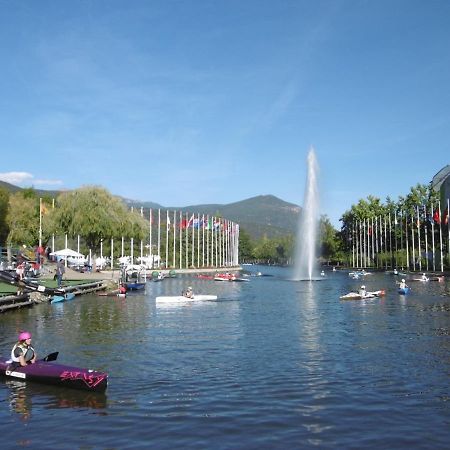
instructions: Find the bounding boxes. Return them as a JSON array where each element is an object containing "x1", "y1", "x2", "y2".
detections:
[
  {"x1": 124, "y1": 282, "x2": 146, "y2": 291},
  {"x1": 398, "y1": 287, "x2": 411, "y2": 295},
  {"x1": 51, "y1": 292, "x2": 76, "y2": 303}
]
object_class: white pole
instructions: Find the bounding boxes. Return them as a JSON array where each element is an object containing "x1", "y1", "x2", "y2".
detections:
[
  {"x1": 157, "y1": 209, "x2": 161, "y2": 268},
  {"x1": 111, "y1": 238, "x2": 114, "y2": 270},
  {"x1": 39, "y1": 198, "x2": 42, "y2": 248},
  {"x1": 173, "y1": 210, "x2": 176, "y2": 268},
  {"x1": 432, "y1": 203, "x2": 436, "y2": 271},
  {"x1": 165, "y1": 210, "x2": 169, "y2": 269},
  {"x1": 439, "y1": 200, "x2": 444, "y2": 272}
]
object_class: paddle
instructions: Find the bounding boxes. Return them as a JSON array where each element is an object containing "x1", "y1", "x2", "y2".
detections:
[{"x1": 42, "y1": 351, "x2": 59, "y2": 362}]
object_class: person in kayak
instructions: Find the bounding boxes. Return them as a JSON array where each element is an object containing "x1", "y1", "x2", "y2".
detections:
[
  {"x1": 11, "y1": 331, "x2": 37, "y2": 366},
  {"x1": 184, "y1": 286, "x2": 194, "y2": 298},
  {"x1": 358, "y1": 285, "x2": 367, "y2": 298},
  {"x1": 399, "y1": 279, "x2": 408, "y2": 290},
  {"x1": 119, "y1": 283, "x2": 127, "y2": 294}
]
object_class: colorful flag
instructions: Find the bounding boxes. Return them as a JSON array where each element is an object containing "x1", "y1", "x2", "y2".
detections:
[{"x1": 433, "y1": 209, "x2": 440, "y2": 224}]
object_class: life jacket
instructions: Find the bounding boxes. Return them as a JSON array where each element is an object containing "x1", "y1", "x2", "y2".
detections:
[{"x1": 11, "y1": 342, "x2": 35, "y2": 363}]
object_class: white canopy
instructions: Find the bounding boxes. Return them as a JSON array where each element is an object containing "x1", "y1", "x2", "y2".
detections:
[{"x1": 49, "y1": 248, "x2": 85, "y2": 258}]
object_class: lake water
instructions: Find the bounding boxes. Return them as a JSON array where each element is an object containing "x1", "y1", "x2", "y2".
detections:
[{"x1": 0, "y1": 266, "x2": 449, "y2": 449}]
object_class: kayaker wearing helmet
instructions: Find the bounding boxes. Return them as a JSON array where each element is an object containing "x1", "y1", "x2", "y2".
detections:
[
  {"x1": 184, "y1": 286, "x2": 194, "y2": 298},
  {"x1": 399, "y1": 279, "x2": 408, "y2": 289},
  {"x1": 358, "y1": 285, "x2": 367, "y2": 298},
  {"x1": 11, "y1": 331, "x2": 37, "y2": 366}
]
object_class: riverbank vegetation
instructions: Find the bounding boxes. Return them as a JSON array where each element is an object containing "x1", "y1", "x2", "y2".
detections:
[{"x1": 0, "y1": 181, "x2": 448, "y2": 270}]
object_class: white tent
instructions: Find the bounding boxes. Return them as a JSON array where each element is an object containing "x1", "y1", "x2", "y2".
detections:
[
  {"x1": 49, "y1": 248, "x2": 87, "y2": 265},
  {"x1": 50, "y1": 248, "x2": 85, "y2": 258}
]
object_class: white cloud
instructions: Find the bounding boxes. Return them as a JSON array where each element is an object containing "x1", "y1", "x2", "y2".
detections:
[
  {"x1": 0, "y1": 172, "x2": 63, "y2": 187},
  {"x1": 0, "y1": 172, "x2": 34, "y2": 184}
]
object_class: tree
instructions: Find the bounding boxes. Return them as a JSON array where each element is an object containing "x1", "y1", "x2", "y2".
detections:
[
  {"x1": 238, "y1": 227, "x2": 253, "y2": 262},
  {"x1": 6, "y1": 190, "x2": 39, "y2": 247},
  {"x1": 47, "y1": 186, "x2": 148, "y2": 252},
  {"x1": 0, "y1": 187, "x2": 10, "y2": 246}
]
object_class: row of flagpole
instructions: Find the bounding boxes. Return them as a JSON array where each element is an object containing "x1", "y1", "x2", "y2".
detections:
[
  {"x1": 350, "y1": 199, "x2": 450, "y2": 272},
  {"x1": 39, "y1": 201, "x2": 240, "y2": 269}
]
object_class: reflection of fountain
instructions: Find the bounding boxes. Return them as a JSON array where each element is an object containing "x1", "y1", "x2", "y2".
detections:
[{"x1": 293, "y1": 147, "x2": 319, "y2": 281}]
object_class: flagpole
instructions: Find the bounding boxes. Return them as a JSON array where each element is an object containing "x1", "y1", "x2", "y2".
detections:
[
  {"x1": 140, "y1": 207, "x2": 144, "y2": 263},
  {"x1": 179, "y1": 211, "x2": 183, "y2": 269},
  {"x1": 447, "y1": 198, "x2": 450, "y2": 268},
  {"x1": 173, "y1": 210, "x2": 176, "y2": 268},
  {"x1": 424, "y1": 205, "x2": 429, "y2": 271},
  {"x1": 51, "y1": 198, "x2": 55, "y2": 256},
  {"x1": 157, "y1": 209, "x2": 161, "y2": 269},
  {"x1": 405, "y1": 211, "x2": 409, "y2": 270},
  {"x1": 411, "y1": 213, "x2": 415, "y2": 271},
  {"x1": 111, "y1": 238, "x2": 114, "y2": 270},
  {"x1": 439, "y1": 200, "x2": 444, "y2": 272},
  {"x1": 416, "y1": 206, "x2": 422, "y2": 271},
  {"x1": 431, "y1": 203, "x2": 436, "y2": 271},
  {"x1": 388, "y1": 213, "x2": 393, "y2": 269},
  {"x1": 149, "y1": 209, "x2": 153, "y2": 268},
  {"x1": 165, "y1": 210, "x2": 169, "y2": 269},
  {"x1": 39, "y1": 198, "x2": 42, "y2": 248}
]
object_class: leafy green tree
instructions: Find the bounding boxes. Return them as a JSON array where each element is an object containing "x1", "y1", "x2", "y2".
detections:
[
  {"x1": 47, "y1": 186, "x2": 148, "y2": 252},
  {"x1": 6, "y1": 190, "x2": 39, "y2": 246},
  {"x1": 238, "y1": 227, "x2": 253, "y2": 262},
  {"x1": 0, "y1": 187, "x2": 10, "y2": 246}
]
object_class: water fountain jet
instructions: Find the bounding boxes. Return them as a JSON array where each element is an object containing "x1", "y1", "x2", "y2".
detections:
[{"x1": 293, "y1": 147, "x2": 320, "y2": 281}]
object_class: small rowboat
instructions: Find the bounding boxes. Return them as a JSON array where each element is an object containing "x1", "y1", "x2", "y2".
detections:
[
  {"x1": 51, "y1": 292, "x2": 76, "y2": 303},
  {"x1": 0, "y1": 353, "x2": 108, "y2": 392},
  {"x1": 156, "y1": 295, "x2": 218, "y2": 302}
]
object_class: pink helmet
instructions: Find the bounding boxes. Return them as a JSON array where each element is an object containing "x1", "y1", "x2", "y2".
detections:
[{"x1": 18, "y1": 331, "x2": 31, "y2": 341}]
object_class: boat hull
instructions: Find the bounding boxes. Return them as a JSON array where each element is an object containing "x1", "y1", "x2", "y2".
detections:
[
  {"x1": 340, "y1": 292, "x2": 375, "y2": 300},
  {"x1": 0, "y1": 359, "x2": 108, "y2": 392},
  {"x1": 398, "y1": 287, "x2": 411, "y2": 295},
  {"x1": 156, "y1": 295, "x2": 217, "y2": 302}
]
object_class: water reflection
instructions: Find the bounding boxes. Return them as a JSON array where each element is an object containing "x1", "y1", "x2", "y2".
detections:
[{"x1": 4, "y1": 379, "x2": 107, "y2": 421}]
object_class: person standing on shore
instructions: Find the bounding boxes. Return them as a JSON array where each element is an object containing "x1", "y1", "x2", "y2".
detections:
[{"x1": 56, "y1": 259, "x2": 65, "y2": 288}]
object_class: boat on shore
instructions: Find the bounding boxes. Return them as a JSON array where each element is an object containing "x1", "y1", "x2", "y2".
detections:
[
  {"x1": 51, "y1": 292, "x2": 76, "y2": 303},
  {"x1": 0, "y1": 353, "x2": 108, "y2": 392}
]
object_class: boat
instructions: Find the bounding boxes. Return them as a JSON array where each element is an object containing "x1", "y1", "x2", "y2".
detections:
[
  {"x1": 196, "y1": 274, "x2": 214, "y2": 280},
  {"x1": 0, "y1": 353, "x2": 108, "y2": 392},
  {"x1": 97, "y1": 291, "x2": 126, "y2": 298},
  {"x1": 430, "y1": 276, "x2": 445, "y2": 282},
  {"x1": 340, "y1": 292, "x2": 376, "y2": 300},
  {"x1": 398, "y1": 287, "x2": 411, "y2": 295},
  {"x1": 156, "y1": 295, "x2": 218, "y2": 302},
  {"x1": 124, "y1": 282, "x2": 146, "y2": 291},
  {"x1": 214, "y1": 273, "x2": 249, "y2": 282},
  {"x1": 367, "y1": 289, "x2": 386, "y2": 297},
  {"x1": 51, "y1": 292, "x2": 76, "y2": 303}
]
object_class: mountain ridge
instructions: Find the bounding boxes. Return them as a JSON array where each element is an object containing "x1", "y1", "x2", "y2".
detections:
[{"x1": 0, "y1": 181, "x2": 300, "y2": 239}]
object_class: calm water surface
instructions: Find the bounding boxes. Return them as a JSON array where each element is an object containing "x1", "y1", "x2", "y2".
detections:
[{"x1": 0, "y1": 266, "x2": 449, "y2": 449}]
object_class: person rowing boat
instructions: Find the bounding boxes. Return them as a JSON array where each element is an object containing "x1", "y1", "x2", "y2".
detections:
[{"x1": 10, "y1": 331, "x2": 36, "y2": 368}]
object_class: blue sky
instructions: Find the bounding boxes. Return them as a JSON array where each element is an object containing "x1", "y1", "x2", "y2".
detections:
[{"x1": 1, "y1": 0, "x2": 449, "y2": 227}]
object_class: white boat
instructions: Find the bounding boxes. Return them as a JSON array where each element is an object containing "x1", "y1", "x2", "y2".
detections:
[
  {"x1": 340, "y1": 292, "x2": 375, "y2": 300},
  {"x1": 156, "y1": 295, "x2": 218, "y2": 302}
]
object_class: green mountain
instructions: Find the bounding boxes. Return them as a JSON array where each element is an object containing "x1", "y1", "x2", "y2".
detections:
[{"x1": 0, "y1": 181, "x2": 300, "y2": 239}]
